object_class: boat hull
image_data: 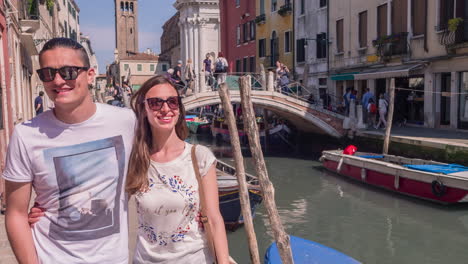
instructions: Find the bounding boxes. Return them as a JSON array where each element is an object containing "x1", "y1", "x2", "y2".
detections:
[
  {"x1": 321, "y1": 152, "x2": 468, "y2": 204},
  {"x1": 219, "y1": 189, "x2": 263, "y2": 231}
]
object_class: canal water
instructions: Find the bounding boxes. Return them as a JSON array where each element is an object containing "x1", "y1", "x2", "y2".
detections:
[{"x1": 188, "y1": 134, "x2": 468, "y2": 264}]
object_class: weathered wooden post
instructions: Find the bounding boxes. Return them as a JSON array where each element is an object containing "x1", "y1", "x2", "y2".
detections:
[
  {"x1": 383, "y1": 78, "x2": 395, "y2": 154},
  {"x1": 260, "y1": 64, "x2": 266, "y2": 90},
  {"x1": 218, "y1": 83, "x2": 261, "y2": 264},
  {"x1": 238, "y1": 76, "x2": 294, "y2": 264}
]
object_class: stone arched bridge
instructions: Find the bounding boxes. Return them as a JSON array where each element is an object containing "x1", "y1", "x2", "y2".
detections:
[{"x1": 182, "y1": 90, "x2": 346, "y2": 138}]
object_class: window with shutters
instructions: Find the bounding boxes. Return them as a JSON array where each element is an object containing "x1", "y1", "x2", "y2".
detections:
[
  {"x1": 250, "y1": 21, "x2": 256, "y2": 40},
  {"x1": 316, "y1": 33, "x2": 327, "y2": 58},
  {"x1": 249, "y1": 57, "x2": 255, "y2": 73},
  {"x1": 438, "y1": 0, "x2": 454, "y2": 30},
  {"x1": 336, "y1": 19, "x2": 344, "y2": 53},
  {"x1": 300, "y1": 0, "x2": 305, "y2": 15},
  {"x1": 296, "y1": 38, "x2": 305, "y2": 62},
  {"x1": 137, "y1": 64, "x2": 142, "y2": 71},
  {"x1": 392, "y1": 0, "x2": 408, "y2": 34},
  {"x1": 243, "y1": 23, "x2": 249, "y2": 42},
  {"x1": 272, "y1": 0, "x2": 277, "y2": 12},
  {"x1": 243, "y1": 57, "x2": 248, "y2": 72},
  {"x1": 377, "y1": 4, "x2": 388, "y2": 37},
  {"x1": 284, "y1": 31, "x2": 291, "y2": 53},
  {"x1": 236, "y1": 59, "x2": 241, "y2": 73},
  {"x1": 259, "y1": 39, "x2": 266, "y2": 57},
  {"x1": 359, "y1": 11, "x2": 367, "y2": 48},
  {"x1": 319, "y1": 0, "x2": 327, "y2": 8},
  {"x1": 236, "y1": 25, "x2": 241, "y2": 45},
  {"x1": 150, "y1": 64, "x2": 155, "y2": 72},
  {"x1": 412, "y1": 0, "x2": 426, "y2": 35}
]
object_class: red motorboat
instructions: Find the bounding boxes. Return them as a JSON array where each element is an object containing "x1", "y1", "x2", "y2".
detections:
[{"x1": 320, "y1": 150, "x2": 468, "y2": 204}]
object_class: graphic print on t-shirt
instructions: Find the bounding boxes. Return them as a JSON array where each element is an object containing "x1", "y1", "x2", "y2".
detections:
[{"x1": 43, "y1": 136, "x2": 125, "y2": 241}]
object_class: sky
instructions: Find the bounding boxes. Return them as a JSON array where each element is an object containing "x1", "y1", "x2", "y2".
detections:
[{"x1": 76, "y1": 0, "x2": 177, "y2": 74}]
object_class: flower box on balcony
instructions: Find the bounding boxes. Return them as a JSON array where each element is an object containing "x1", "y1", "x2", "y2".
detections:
[
  {"x1": 255, "y1": 14, "x2": 266, "y2": 24},
  {"x1": 278, "y1": 3, "x2": 292, "y2": 16}
]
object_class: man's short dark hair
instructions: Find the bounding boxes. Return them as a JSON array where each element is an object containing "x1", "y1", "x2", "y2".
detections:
[
  {"x1": 39, "y1": 38, "x2": 90, "y2": 68},
  {"x1": 39, "y1": 91, "x2": 44, "y2": 96}
]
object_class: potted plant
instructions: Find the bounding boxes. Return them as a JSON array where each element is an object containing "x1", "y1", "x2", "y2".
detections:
[{"x1": 448, "y1": 17, "x2": 463, "y2": 32}]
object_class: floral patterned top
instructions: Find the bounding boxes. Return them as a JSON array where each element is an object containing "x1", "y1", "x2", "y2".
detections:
[{"x1": 133, "y1": 143, "x2": 216, "y2": 264}]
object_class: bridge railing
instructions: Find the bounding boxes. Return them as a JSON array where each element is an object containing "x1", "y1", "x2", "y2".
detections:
[{"x1": 192, "y1": 72, "x2": 345, "y2": 115}]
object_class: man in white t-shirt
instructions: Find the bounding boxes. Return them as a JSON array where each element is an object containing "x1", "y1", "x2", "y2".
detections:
[{"x1": 3, "y1": 38, "x2": 135, "y2": 263}]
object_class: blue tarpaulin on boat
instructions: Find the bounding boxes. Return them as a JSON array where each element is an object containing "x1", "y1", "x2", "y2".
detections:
[
  {"x1": 357, "y1": 155, "x2": 384, "y2": 159},
  {"x1": 403, "y1": 164, "x2": 468, "y2": 174},
  {"x1": 264, "y1": 236, "x2": 361, "y2": 264}
]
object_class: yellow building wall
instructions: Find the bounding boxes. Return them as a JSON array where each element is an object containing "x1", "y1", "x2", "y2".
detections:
[{"x1": 256, "y1": 0, "x2": 294, "y2": 71}]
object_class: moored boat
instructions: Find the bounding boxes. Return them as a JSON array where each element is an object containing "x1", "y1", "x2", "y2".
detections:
[
  {"x1": 264, "y1": 235, "x2": 361, "y2": 264},
  {"x1": 320, "y1": 150, "x2": 468, "y2": 204},
  {"x1": 216, "y1": 160, "x2": 263, "y2": 231},
  {"x1": 185, "y1": 115, "x2": 211, "y2": 134}
]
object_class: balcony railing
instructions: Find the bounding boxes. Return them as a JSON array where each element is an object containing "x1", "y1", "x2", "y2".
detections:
[
  {"x1": 255, "y1": 14, "x2": 266, "y2": 24},
  {"x1": 278, "y1": 3, "x2": 292, "y2": 16},
  {"x1": 372, "y1": 32, "x2": 409, "y2": 59},
  {"x1": 438, "y1": 21, "x2": 468, "y2": 47}
]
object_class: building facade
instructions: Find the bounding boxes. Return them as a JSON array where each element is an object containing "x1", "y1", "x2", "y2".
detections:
[
  {"x1": 175, "y1": 0, "x2": 220, "y2": 93},
  {"x1": 295, "y1": 0, "x2": 328, "y2": 95},
  {"x1": 160, "y1": 12, "x2": 180, "y2": 68},
  {"x1": 328, "y1": 0, "x2": 468, "y2": 131},
  {"x1": 56, "y1": 0, "x2": 80, "y2": 41},
  {"x1": 255, "y1": 0, "x2": 294, "y2": 70},
  {"x1": 119, "y1": 50, "x2": 167, "y2": 90},
  {"x1": 219, "y1": 0, "x2": 256, "y2": 74},
  {"x1": 115, "y1": 0, "x2": 138, "y2": 58}
]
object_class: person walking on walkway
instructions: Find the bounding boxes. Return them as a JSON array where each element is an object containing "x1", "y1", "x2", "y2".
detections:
[
  {"x1": 172, "y1": 60, "x2": 185, "y2": 90},
  {"x1": 127, "y1": 75, "x2": 230, "y2": 263},
  {"x1": 34, "y1": 91, "x2": 44, "y2": 115},
  {"x1": 214, "y1": 52, "x2": 228, "y2": 89},
  {"x1": 375, "y1": 93, "x2": 388, "y2": 129},
  {"x1": 361, "y1": 88, "x2": 374, "y2": 127},
  {"x1": 3, "y1": 38, "x2": 135, "y2": 263}
]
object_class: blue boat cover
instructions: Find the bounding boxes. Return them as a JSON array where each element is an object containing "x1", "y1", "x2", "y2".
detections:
[
  {"x1": 403, "y1": 164, "x2": 468, "y2": 174},
  {"x1": 185, "y1": 115, "x2": 197, "y2": 119},
  {"x1": 357, "y1": 155, "x2": 384, "y2": 159},
  {"x1": 264, "y1": 236, "x2": 361, "y2": 264}
]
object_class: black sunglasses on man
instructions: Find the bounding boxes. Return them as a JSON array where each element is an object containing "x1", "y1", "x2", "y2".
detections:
[{"x1": 36, "y1": 66, "x2": 89, "y2": 82}]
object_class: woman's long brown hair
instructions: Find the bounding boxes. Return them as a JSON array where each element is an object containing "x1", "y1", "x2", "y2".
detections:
[{"x1": 126, "y1": 75, "x2": 189, "y2": 195}]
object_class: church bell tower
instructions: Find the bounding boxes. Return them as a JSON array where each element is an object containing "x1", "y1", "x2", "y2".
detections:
[{"x1": 115, "y1": 0, "x2": 139, "y2": 58}]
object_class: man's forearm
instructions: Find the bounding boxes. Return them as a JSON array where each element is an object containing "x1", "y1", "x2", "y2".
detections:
[{"x1": 6, "y1": 211, "x2": 39, "y2": 263}]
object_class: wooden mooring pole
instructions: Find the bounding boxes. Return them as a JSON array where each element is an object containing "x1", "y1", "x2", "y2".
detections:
[
  {"x1": 218, "y1": 83, "x2": 261, "y2": 264},
  {"x1": 383, "y1": 78, "x2": 395, "y2": 154},
  {"x1": 238, "y1": 76, "x2": 294, "y2": 264}
]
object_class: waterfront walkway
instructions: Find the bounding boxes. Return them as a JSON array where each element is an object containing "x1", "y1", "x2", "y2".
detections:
[{"x1": 357, "y1": 125, "x2": 468, "y2": 151}]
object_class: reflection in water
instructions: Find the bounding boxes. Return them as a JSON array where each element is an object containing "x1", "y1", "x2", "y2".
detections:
[{"x1": 188, "y1": 134, "x2": 468, "y2": 264}]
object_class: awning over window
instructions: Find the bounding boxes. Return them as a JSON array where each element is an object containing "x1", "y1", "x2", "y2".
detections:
[
  {"x1": 330, "y1": 72, "x2": 359, "y2": 81},
  {"x1": 354, "y1": 64, "x2": 425, "y2": 80}
]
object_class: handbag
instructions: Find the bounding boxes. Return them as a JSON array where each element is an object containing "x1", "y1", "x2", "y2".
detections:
[{"x1": 191, "y1": 145, "x2": 237, "y2": 264}]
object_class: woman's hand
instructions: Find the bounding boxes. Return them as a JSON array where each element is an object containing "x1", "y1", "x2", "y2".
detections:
[{"x1": 28, "y1": 203, "x2": 46, "y2": 227}]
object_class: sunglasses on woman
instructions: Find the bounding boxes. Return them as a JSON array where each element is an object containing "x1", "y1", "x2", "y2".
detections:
[
  {"x1": 36, "y1": 66, "x2": 89, "y2": 82},
  {"x1": 145, "y1": 96, "x2": 180, "y2": 111}
]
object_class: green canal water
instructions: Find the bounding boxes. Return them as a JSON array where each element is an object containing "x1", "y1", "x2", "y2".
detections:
[{"x1": 188, "y1": 134, "x2": 468, "y2": 264}]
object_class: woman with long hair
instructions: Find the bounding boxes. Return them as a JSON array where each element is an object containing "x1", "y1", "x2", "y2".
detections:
[{"x1": 127, "y1": 75, "x2": 230, "y2": 263}]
